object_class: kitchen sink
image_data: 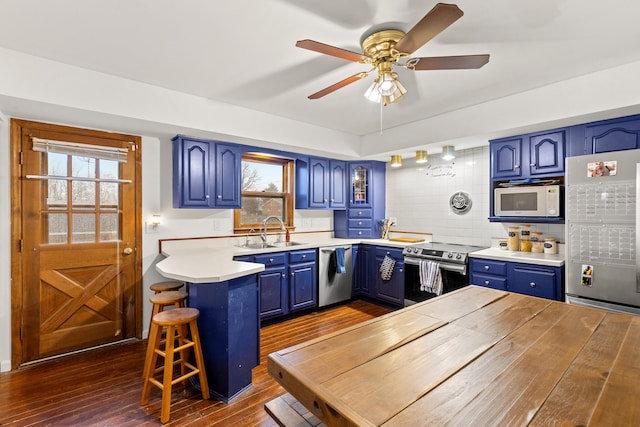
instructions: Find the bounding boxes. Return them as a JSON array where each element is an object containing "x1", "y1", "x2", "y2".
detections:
[
  {"x1": 269, "y1": 241, "x2": 305, "y2": 247},
  {"x1": 238, "y1": 242, "x2": 275, "y2": 249}
]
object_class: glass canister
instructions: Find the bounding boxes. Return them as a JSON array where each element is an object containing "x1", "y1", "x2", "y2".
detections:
[
  {"x1": 519, "y1": 224, "x2": 532, "y2": 252},
  {"x1": 498, "y1": 239, "x2": 508, "y2": 250},
  {"x1": 531, "y1": 231, "x2": 544, "y2": 253},
  {"x1": 544, "y1": 238, "x2": 557, "y2": 254},
  {"x1": 507, "y1": 227, "x2": 519, "y2": 251}
]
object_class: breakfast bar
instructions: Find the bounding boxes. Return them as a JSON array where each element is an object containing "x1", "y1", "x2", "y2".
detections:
[{"x1": 267, "y1": 285, "x2": 640, "y2": 426}]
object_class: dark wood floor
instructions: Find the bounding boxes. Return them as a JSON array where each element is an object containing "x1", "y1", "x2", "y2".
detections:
[{"x1": 0, "y1": 300, "x2": 391, "y2": 426}]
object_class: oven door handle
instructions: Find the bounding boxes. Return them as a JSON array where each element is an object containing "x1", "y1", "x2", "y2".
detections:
[{"x1": 404, "y1": 257, "x2": 467, "y2": 274}]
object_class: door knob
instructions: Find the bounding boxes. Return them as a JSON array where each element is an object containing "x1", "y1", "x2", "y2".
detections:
[{"x1": 123, "y1": 247, "x2": 134, "y2": 255}]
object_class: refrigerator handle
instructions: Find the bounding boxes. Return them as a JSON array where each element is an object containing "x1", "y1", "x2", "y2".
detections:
[{"x1": 636, "y1": 164, "x2": 640, "y2": 294}]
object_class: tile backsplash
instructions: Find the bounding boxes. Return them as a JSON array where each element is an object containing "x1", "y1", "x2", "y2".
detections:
[{"x1": 385, "y1": 146, "x2": 565, "y2": 247}]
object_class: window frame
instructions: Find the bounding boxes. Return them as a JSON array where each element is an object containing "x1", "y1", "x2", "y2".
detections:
[{"x1": 234, "y1": 153, "x2": 295, "y2": 234}]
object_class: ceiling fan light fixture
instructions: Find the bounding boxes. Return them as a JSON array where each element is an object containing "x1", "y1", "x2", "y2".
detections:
[
  {"x1": 390, "y1": 155, "x2": 403, "y2": 168},
  {"x1": 415, "y1": 150, "x2": 428, "y2": 163},
  {"x1": 364, "y1": 78, "x2": 382, "y2": 103},
  {"x1": 441, "y1": 145, "x2": 456, "y2": 161}
]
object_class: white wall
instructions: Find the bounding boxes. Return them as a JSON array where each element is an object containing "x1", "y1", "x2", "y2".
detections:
[
  {"x1": 386, "y1": 146, "x2": 565, "y2": 247},
  {"x1": 0, "y1": 112, "x2": 10, "y2": 372}
]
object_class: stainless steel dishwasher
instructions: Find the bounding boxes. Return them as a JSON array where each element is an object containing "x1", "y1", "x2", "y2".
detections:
[{"x1": 318, "y1": 245, "x2": 353, "y2": 307}]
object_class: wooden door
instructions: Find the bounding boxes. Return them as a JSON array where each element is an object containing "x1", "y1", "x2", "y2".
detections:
[{"x1": 10, "y1": 119, "x2": 142, "y2": 367}]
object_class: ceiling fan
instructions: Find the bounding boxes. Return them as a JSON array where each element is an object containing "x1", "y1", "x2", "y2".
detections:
[{"x1": 296, "y1": 2, "x2": 489, "y2": 105}]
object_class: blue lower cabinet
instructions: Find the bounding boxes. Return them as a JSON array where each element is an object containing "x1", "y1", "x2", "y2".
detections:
[
  {"x1": 289, "y1": 261, "x2": 317, "y2": 311},
  {"x1": 373, "y1": 247, "x2": 405, "y2": 307},
  {"x1": 470, "y1": 257, "x2": 564, "y2": 301},
  {"x1": 186, "y1": 274, "x2": 259, "y2": 402},
  {"x1": 258, "y1": 266, "x2": 288, "y2": 319}
]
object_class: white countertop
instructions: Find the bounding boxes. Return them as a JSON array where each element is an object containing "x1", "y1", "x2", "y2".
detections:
[
  {"x1": 155, "y1": 238, "x2": 419, "y2": 283},
  {"x1": 469, "y1": 247, "x2": 565, "y2": 267}
]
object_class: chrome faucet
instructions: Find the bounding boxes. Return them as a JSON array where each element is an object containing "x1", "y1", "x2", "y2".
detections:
[{"x1": 261, "y1": 216, "x2": 285, "y2": 242}]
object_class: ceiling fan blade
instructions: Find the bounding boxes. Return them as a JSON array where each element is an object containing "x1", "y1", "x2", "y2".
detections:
[
  {"x1": 296, "y1": 39, "x2": 366, "y2": 62},
  {"x1": 409, "y1": 54, "x2": 490, "y2": 70},
  {"x1": 394, "y1": 3, "x2": 464, "y2": 55},
  {"x1": 308, "y1": 72, "x2": 368, "y2": 99}
]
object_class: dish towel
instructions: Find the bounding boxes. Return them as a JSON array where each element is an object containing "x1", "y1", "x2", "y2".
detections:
[
  {"x1": 379, "y1": 255, "x2": 396, "y2": 281},
  {"x1": 419, "y1": 259, "x2": 443, "y2": 295},
  {"x1": 335, "y1": 247, "x2": 346, "y2": 274}
]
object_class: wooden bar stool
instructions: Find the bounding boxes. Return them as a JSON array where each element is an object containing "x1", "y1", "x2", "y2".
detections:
[
  {"x1": 150, "y1": 281, "x2": 185, "y2": 294},
  {"x1": 143, "y1": 291, "x2": 188, "y2": 379},
  {"x1": 141, "y1": 307, "x2": 210, "y2": 424}
]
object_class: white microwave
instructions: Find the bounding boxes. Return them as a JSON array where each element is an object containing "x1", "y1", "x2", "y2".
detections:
[{"x1": 494, "y1": 185, "x2": 561, "y2": 217}]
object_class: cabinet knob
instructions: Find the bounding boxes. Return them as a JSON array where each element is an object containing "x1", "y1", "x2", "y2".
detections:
[
  {"x1": 358, "y1": 231, "x2": 362, "y2": 235},
  {"x1": 530, "y1": 163, "x2": 536, "y2": 167},
  {"x1": 291, "y1": 272, "x2": 295, "y2": 277},
  {"x1": 269, "y1": 258, "x2": 274, "y2": 263},
  {"x1": 485, "y1": 280, "x2": 490, "y2": 285},
  {"x1": 302, "y1": 255, "x2": 306, "y2": 259},
  {"x1": 358, "y1": 221, "x2": 362, "y2": 225},
  {"x1": 358, "y1": 211, "x2": 362, "y2": 216},
  {"x1": 514, "y1": 164, "x2": 520, "y2": 169},
  {"x1": 399, "y1": 269, "x2": 403, "y2": 273},
  {"x1": 205, "y1": 195, "x2": 210, "y2": 199},
  {"x1": 484, "y1": 265, "x2": 489, "y2": 270},
  {"x1": 530, "y1": 282, "x2": 536, "y2": 288},
  {"x1": 282, "y1": 273, "x2": 286, "y2": 278},
  {"x1": 324, "y1": 199, "x2": 328, "y2": 203},
  {"x1": 330, "y1": 199, "x2": 334, "y2": 202},
  {"x1": 217, "y1": 195, "x2": 222, "y2": 199},
  {"x1": 386, "y1": 252, "x2": 390, "y2": 255}
]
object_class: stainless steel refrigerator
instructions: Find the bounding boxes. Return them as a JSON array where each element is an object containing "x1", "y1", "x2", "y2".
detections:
[{"x1": 565, "y1": 149, "x2": 640, "y2": 315}]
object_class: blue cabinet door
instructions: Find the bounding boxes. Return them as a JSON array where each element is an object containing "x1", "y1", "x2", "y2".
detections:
[
  {"x1": 507, "y1": 263, "x2": 562, "y2": 301},
  {"x1": 289, "y1": 262, "x2": 317, "y2": 311},
  {"x1": 258, "y1": 266, "x2": 288, "y2": 319},
  {"x1": 215, "y1": 143, "x2": 241, "y2": 208},
  {"x1": 587, "y1": 116, "x2": 640, "y2": 154},
  {"x1": 529, "y1": 130, "x2": 565, "y2": 176},
  {"x1": 491, "y1": 137, "x2": 523, "y2": 179},
  {"x1": 309, "y1": 157, "x2": 329, "y2": 208},
  {"x1": 173, "y1": 136, "x2": 214, "y2": 208},
  {"x1": 329, "y1": 160, "x2": 346, "y2": 209}
]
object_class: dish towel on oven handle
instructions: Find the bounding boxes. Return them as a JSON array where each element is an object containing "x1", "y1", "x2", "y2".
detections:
[
  {"x1": 419, "y1": 259, "x2": 443, "y2": 295},
  {"x1": 379, "y1": 255, "x2": 396, "y2": 281}
]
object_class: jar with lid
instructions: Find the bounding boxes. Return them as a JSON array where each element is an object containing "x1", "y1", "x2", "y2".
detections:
[
  {"x1": 519, "y1": 224, "x2": 532, "y2": 252},
  {"x1": 544, "y1": 238, "x2": 557, "y2": 254},
  {"x1": 498, "y1": 239, "x2": 508, "y2": 250},
  {"x1": 531, "y1": 231, "x2": 544, "y2": 253},
  {"x1": 507, "y1": 227, "x2": 519, "y2": 251}
]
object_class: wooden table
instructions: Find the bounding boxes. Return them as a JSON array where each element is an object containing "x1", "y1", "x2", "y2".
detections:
[{"x1": 267, "y1": 286, "x2": 640, "y2": 426}]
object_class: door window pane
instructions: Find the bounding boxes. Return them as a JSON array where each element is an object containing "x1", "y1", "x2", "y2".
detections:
[
  {"x1": 72, "y1": 181, "x2": 96, "y2": 208},
  {"x1": 100, "y1": 182, "x2": 119, "y2": 207},
  {"x1": 72, "y1": 156, "x2": 96, "y2": 178},
  {"x1": 47, "y1": 180, "x2": 68, "y2": 209},
  {"x1": 47, "y1": 152, "x2": 68, "y2": 176},
  {"x1": 72, "y1": 213, "x2": 96, "y2": 243},
  {"x1": 43, "y1": 213, "x2": 68, "y2": 244},
  {"x1": 99, "y1": 159, "x2": 119, "y2": 179},
  {"x1": 100, "y1": 213, "x2": 119, "y2": 241}
]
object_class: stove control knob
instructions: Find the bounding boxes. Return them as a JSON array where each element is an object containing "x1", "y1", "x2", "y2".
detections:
[
  {"x1": 448, "y1": 253, "x2": 454, "y2": 258},
  {"x1": 456, "y1": 254, "x2": 462, "y2": 260}
]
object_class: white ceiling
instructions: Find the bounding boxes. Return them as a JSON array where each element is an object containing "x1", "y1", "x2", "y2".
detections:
[{"x1": 1, "y1": 0, "x2": 640, "y2": 160}]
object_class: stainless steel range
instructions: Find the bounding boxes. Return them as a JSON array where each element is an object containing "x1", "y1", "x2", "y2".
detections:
[{"x1": 402, "y1": 242, "x2": 486, "y2": 305}]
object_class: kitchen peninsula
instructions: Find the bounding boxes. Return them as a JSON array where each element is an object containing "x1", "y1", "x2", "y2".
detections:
[{"x1": 155, "y1": 236, "x2": 416, "y2": 402}]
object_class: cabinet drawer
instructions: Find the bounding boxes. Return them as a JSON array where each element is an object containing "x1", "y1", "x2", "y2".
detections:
[
  {"x1": 348, "y1": 208, "x2": 372, "y2": 218},
  {"x1": 348, "y1": 218, "x2": 372, "y2": 228},
  {"x1": 349, "y1": 228, "x2": 374, "y2": 238},
  {"x1": 508, "y1": 265, "x2": 556, "y2": 300},
  {"x1": 470, "y1": 258, "x2": 507, "y2": 276},
  {"x1": 375, "y1": 247, "x2": 403, "y2": 261},
  {"x1": 233, "y1": 255, "x2": 254, "y2": 262},
  {"x1": 254, "y1": 252, "x2": 286, "y2": 266},
  {"x1": 470, "y1": 273, "x2": 507, "y2": 290},
  {"x1": 288, "y1": 249, "x2": 316, "y2": 264}
]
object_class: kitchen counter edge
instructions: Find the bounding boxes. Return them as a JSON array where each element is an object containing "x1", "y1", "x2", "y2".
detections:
[{"x1": 469, "y1": 247, "x2": 565, "y2": 267}]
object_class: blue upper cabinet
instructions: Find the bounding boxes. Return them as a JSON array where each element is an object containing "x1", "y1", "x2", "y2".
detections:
[
  {"x1": 529, "y1": 130, "x2": 565, "y2": 176},
  {"x1": 214, "y1": 143, "x2": 242, "y2": 208},
  {"x1": 491, "y1": 137, "x2": 523, "y2": 179},
  {"x1": 309, "y1": 157, "x2": 329, "y2": 208},
  {"x1": 490, "y1": 129, "x2": 566, "y2": 180},
  {"x1": 588, "y1": 116, "x2": 640, "y2": 154},
  {"x1": 173, "y1": 135, "x2": 241, "y2": 208},
  {"x1": 295, "y1": 157, "x2": 346, "y2": 209},
  {"x1": 173, "y1": 136, "x2": 215, "y2": 208},
  {"x1": 329, "y1": 160, "x2": 347, "y2": 209}
]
